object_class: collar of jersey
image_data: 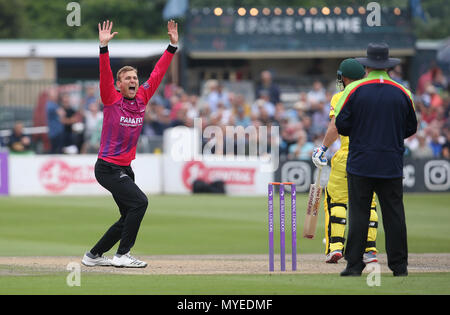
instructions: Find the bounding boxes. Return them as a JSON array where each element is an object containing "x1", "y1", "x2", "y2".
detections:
[{"x1": 366, "y1": 70, "x2": 390, "y2": 80}]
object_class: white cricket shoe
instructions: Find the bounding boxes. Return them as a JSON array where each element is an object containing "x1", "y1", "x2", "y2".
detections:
[
  {"x1": 81, "y1": 252, "x2": 113, "y2": 267},
  {"x1": 363, "y1": 251, "x2": 378, "y2": 264},
  {"x1": 111, "y1": 252, "x2": 148, "y2": 268},
  {"x1": 325, "y1": 250, "x2": 343, "y2": 264}
]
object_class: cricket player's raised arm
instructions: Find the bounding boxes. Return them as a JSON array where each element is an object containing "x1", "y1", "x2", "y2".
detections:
[
  {"x1": 139, "y1": 20, "x2": 179, "y2": 104},
  {"x1": 98, "y1": 20, "x2": 121, "y2": 106}
]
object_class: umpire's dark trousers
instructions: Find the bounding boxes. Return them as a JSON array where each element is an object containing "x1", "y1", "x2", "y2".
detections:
[
  {"x1": 90, "y1": 159, "x2": 148, "y2": 256},
  {"x1": 345, "y1": 173, "x2": 408, "y2": 275}
]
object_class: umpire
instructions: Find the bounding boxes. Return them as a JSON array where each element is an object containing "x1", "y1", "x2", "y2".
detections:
[{"x1": 334, "y1": 43, "x2": 418, "y2": 276}]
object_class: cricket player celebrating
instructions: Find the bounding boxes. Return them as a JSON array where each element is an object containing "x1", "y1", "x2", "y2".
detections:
[
  {"x1": 312, "y1": 59, "x2": 378, "y2": 264},
  {"x1": 82, "y1": 20, "x2": 178, "y2": 268}
]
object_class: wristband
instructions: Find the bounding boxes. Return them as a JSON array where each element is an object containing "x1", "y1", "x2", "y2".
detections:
[
  {"x1": 320, "y1": 144, "x2": 328, "y2": 152},
  {"x1": 167, "y1": 44, "x2": 178, "y2": 54}
]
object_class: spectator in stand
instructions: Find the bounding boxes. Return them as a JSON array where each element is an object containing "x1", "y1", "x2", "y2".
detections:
[
  {"x1": 311, "y1": 100, "x2": 330, "y2": 137},
  {"x1": 422, "y1": 84, "x2": 444, "y2": 109},
  {"x1": 46, "y1": 87, "x2": 64, "y2": 154},
  {"x1": 288, "y1": 129, "x2": 314, "y2": 160},
  {"x1": 163, "y1": 76, "x2": 177, "y2": 100},
  {"x1": 301, "y1": 115, "x2": 313, "y2": 141},
  {"x1": 298, "y1": 91, "x2": 310, "y2": 107},
  {"x1": 429, "y1": 128, "x2": 444, "y2": 157},
  {"x1": 197, "y1": 105, "x2": 211, "y2": 129},
  {"x1": 419, "y1": 99, "x2": 437, "y2": 125},
  {"x1": 417, "y1": 65, "x2": 436, "y2": 95},
  {"x1": 230, "y1": 93, "x2": 251, "y2": 118},
  {"x1": 404, "y1": 132, "x2": 419, "y2": 156},
  {"x1": 212, "y1": 101, "x2": 232, "y2": 126},
  {"x1": 259, "y1": 105, "x2": 275, "y2": 126},
  {"x1": 433, "y1": 106, "x2": 447, "y2": 130},
  {"x1": 442, "y1": 124, "x2": 450, "y2": 159},
  {"x1": 83, "y1": 85, "x2": 98, "y2": 110},
  {"x1": 230, "y1": 103, "x2": 251, "y2": 128},
  {"x1": 171, "y1": 102, "x2": 189, "y2": 128},
  {"x1": 388, "y1": 64, "x2": 409, "y2": 88},
  {"x1": 8, "y1": 121, "x2": 32, "y2": 153},
  {"x1": 255, "y1": 70, "x2": 280, "y2": 105},
  {"x1": 170, "y1": 90, "x2": 197, "y2": 126},
  {"x1": 82, "y1": 101, "x2": 103, "y2": 153},
  {"x1": 307, "y1": 80, "x2": 327, "y2": 109},
  {"x1": 280, "y1": 118, "x2": 303, "y2": 155},
  {"x1": 184, "y1": 95, "x2": 199, "y2": 128},
  {"x1": 252, "y1": 90, "x2": 275, "y2": 117},
  {"x1": 443, "y1": 95, "x2": 450, "y2": 120},
  {"x1": 59, "y1": 93, "x2": 80, "y2": 154},
  {"x1": 417, "y1": 65, "x2": 447, "y2": 95},
  {"x1": 411, "y1": 131, "x2": 433, "y2": 159},
  {"x1": 207, "y1": 81, "x2": 231, "y2": 112},
  {"x1": 288, "y1": 101, "x2": 308, "y2": 123},
  {"x1": 273, "y1": 102, "x2": 287, "y2": 126},
  {"x1": 431, "y1": 67, "x2": 448, "y2": 92},
  {"x1": 143, "y1": 102, "x2": 171, "y2": 137},
  {"x1": 189, "y1": 93, "x2": 200, "y2": 111},
  {"x1": 168, "y1": 94, "x2": 181, "y2": 120}
]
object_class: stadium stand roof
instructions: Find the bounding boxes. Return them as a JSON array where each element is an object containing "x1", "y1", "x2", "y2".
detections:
[{"x1": 0, "y1": 40, "x2": 177, "y2": 58}]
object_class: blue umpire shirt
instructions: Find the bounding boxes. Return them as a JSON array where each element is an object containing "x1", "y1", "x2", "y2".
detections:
[{"x1": 334, "y1": 70, "x2": 418, "y2": 178}]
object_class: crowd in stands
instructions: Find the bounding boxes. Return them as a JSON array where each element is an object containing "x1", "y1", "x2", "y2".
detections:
[
  {"x1": 3, "y1": 64, "x2": 450, "y2": 161},
  {"x1": 404, "y1": 64, "x2": 450, "y2": 159},
  {"x1": 40, "y1": 84, "x2": 102, "y2": 155}
]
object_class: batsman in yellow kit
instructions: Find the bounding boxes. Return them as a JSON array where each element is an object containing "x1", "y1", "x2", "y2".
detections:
[{"x1": 312, "y1": 59, "x2": 378, "y2": 264}]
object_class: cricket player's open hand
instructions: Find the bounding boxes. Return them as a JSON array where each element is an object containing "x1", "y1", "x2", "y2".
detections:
[
  {"x1": 98, "y1": 20, "x2": 118, "y2": 47},
  {"x1": 168, "y1": 20, "x2": 178, "y2": 45}
]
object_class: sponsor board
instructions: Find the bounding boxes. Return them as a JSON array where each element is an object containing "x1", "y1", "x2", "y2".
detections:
[
  {"x1": 5, "y1": 155, "x2": 449, "y2": 196},
  {"x1": 164, "y1": 156, "x2": 273, "y2": 195},
  {"x1": 9, "y1": 154, "x2": 162, "y2": 195},
  {"x1": 276, "y1": 158, "x2": 450, "y2": 193}
]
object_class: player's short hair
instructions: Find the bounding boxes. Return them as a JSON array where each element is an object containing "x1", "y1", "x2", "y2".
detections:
[{"x1": 116, "y1": 66, "x2": 138, "y2": 81}]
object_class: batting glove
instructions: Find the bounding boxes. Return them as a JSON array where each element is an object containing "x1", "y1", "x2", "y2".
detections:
[{"x1": 312, "y1": 145, "x2": 328, "y2": 167}]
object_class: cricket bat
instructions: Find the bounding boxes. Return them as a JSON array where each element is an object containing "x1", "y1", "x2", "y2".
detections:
[{"x1": 303, "y1": 167, "x2": 323, "y2": 239}]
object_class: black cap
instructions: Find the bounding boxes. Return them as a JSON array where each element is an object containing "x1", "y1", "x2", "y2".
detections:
[{"x1": 356, "y1": 42, "x2": 401, "y2": 69}]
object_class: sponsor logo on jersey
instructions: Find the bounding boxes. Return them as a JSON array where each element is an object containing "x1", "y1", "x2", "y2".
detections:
[{"x1": 120, "y1": 116, "x2": 143, "y2": 127}]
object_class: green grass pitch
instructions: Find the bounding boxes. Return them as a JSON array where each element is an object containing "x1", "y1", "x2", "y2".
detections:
[{"x1": 0, "y1": 192, "x2": 449, "y2": 295}]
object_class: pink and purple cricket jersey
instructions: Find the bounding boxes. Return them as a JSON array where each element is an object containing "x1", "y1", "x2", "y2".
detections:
[{"x1": 98, "y1": 46, "x2": 175, "y2": 166}]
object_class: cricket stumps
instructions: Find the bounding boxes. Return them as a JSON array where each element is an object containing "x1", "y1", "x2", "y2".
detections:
[{"x1": 268, "y1": 182, "x2": 297, "y2": 272}]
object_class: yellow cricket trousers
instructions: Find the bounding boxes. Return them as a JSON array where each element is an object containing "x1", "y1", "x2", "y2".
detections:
[{"x1": 324, "y1": 150, "x2": 378, "y2": 255}]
